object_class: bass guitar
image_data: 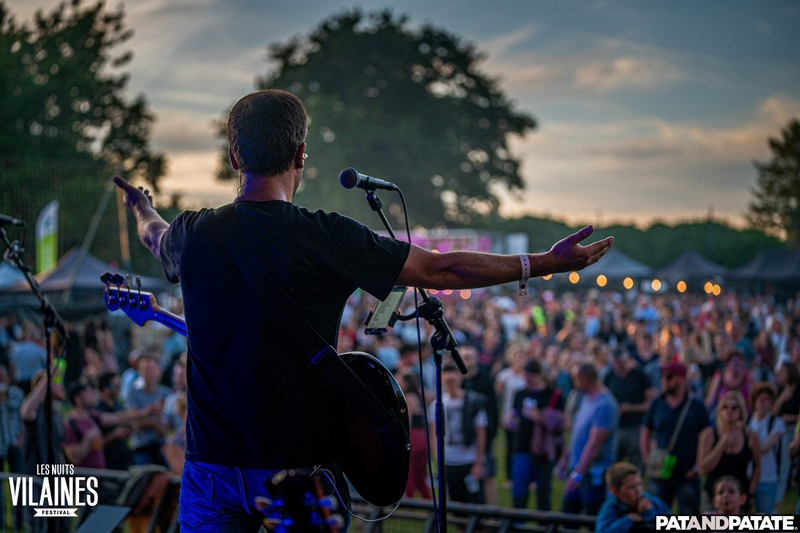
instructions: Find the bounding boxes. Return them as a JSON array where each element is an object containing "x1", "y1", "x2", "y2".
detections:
[{"x1": 101, "y1": 273, "x2": 410, "y2": 507}]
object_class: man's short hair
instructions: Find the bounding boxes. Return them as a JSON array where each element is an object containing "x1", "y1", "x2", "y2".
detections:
[
  {"x1": 576, "y1": 362, "x2": 598, "y2": 383},
  {"x1": 606, "y1": 461, "x2": 640, "y2": 490},
  {"x1": 67, "y1": 381, "x2": 90, "y2": 405},
  {"x1": 749, "y1": 381, "x2": 776, "y2": 411},
  {"x1": 227, "y1": 89, "x2": 307, "y2": 176},
  {"x1": 97, "y1": 371, "x2": 119, "y2": 392}
]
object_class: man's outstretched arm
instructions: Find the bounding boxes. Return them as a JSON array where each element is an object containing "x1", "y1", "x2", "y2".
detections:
[
  {"x1": 113, "y1": 176, "x2": 170, "y2": 261},
  {"x1": 396, "y1": 225, "x2": 614, "y2": 290}
]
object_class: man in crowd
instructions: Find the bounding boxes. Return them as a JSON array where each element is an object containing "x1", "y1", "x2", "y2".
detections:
[
  {"x1": 562, "y1": 362, "x2": 619, "y2": 515},
  {"x1": 125, "y1": 352, "x2": 170, "y2": 466},
  {"x1": 114, "y1": 88, "x2": 613, "y2": 531},
  {"x1": 641, "y1": 362, "x2": 709, "y2": 514},
  {"x1": 604, "y1": 348, "x2": 654, "y2": 470},
  {"x1": 510, "y1": 359, "x2": 565, "y2": 510},
  {"x1": 429, "y1": 363, "x2": 489, "y2": 504}
]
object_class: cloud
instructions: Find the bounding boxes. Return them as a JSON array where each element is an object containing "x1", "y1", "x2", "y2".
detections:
[{"x1": 498, "y1": 93, "x2": 800, "y2": 225}]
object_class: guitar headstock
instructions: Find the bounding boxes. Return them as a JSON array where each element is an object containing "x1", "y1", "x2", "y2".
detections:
[
  {"x1": 100, "y1": 272, "x2": 158, "y2": 327},
  {"x1": 255, "y1": 469, "x2": 342, "y2": 532}
]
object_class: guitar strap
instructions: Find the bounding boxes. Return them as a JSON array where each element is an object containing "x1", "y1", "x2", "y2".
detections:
[{"x1": 211, "y1": 204, "x2": 411, "y2": 453}]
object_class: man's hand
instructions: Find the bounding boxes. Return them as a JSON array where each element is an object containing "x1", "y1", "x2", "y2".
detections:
[
  {"x1": 637, "y1": 497, "x2": 653, "y2": 513},
  {"x1": 113, "y1": 176, "x2": 154, "y2": 213},
  {"x1": 544, "y1": 225, "x2": 614, "y2": 274},
  {"x1": 111, "y1": 176, "x2": 169, "y2": 259}
]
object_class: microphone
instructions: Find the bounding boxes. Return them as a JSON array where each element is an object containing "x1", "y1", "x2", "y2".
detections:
[
  {"x1": 0, "y1": 214, "x2": 24, "y2": 227},
  {"x1": 339, "y1": 168, "x2": 399, "y2": 191}
]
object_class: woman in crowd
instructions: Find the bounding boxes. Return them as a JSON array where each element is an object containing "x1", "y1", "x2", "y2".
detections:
[
  {"x1": 747, "y1": 382, "x2": 786, "y2": 513},
  {"x1": 697, "y1": 390, "x2": 760, "y2": 508},
  {"x1": 773, "y1": 360, "x2": 800, "y2": 506}
]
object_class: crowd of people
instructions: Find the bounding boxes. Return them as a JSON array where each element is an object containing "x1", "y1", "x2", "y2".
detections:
[
  {"x1": 1, "y1": 284, "x2": 799, "y2": 528},
  {"x1": 0, "y1": 314, "x2": 188, "y2": 531},
  {"x1": 342, "y1": 285, "x2": 800, "y2": 518}
]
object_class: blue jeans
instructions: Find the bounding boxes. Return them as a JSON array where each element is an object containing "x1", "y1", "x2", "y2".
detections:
[
  {"x1": 562, "y1": 466, "x2": 606, "y2": 515},
  {"x1": 179, "y1": 460, "x2": 350, "y2": 532},
  {"x1": 754, "y1": 482, "x2": 778, "y2": 514},
  {"x1": 511, "y1": 452, "x2": 554, "y2": 510}
]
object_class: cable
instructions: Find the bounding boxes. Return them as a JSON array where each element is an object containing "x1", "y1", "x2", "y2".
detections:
[{"x1": 312, "y1": 466, "x2": 402, "y2": 523}]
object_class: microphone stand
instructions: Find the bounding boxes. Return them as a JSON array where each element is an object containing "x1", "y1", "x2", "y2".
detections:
[
  {"x1": 1, "y1": 227, "x2": 69, "y2": 495},
  {"x1": 362, "y1": 188, "x2": 466, "y2": 533}
]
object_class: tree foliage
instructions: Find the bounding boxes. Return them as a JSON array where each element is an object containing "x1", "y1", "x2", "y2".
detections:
[
  {"x1": 0, "y1": 0, "x2": 165, "y2": 274},
  {"x1": 218, "y1": 10, "x2": 535, "y2": 228},
  {"x1": 748, "y1": 118, "x2": 800, "y2": 248}
]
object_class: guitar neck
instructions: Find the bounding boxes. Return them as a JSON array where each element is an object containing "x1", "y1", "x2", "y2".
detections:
[{"x1": 153, "y1": 310, "x2": 187, "y2": 338}]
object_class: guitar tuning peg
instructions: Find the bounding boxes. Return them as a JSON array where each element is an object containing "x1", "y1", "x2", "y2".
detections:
[
  {"x1": 100, "y1": 272, "x2": 112, "y2": 285},
  {"x1": 135, "y1": 276, "x2": 142, "y2": 292},
  {"x1": 125, "y1": 274, "x2": 133, "y2": 288},
  {"x1": 111, "y1": 273, "x2": 125, "y2": 286}
]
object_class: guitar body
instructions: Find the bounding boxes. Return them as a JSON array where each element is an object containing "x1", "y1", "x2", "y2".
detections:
[{"x1": 339, "y1": 352, "x2": 410, "y2": 507}]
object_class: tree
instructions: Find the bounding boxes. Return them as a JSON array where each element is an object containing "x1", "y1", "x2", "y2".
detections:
[
  {"x1": 0, "y1": 0, "x2": 166, "y2": 273},
  {"x1": 748, "y1": 118, "x2": 800, "y2": 248},
  {"x1": 217, "y1": 10, "x2": 535, "y2": 228}
]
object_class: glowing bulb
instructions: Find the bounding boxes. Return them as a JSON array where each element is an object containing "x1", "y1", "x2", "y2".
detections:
[
  {"x1": 704, "y1": 282, "x2": 713, "y2": 294},
  {"x1": 712, "y1": 284, "x2": 721, "y2": 296},
  {"x1": 542, "y1": 274, "x2": 553, "y2": 281},
  {"x1": 651, "y1": 279, "x2": 662, "y2": 292},
  {"x1": 568, "y1": 272, "x2": 580, "y2": 284},
  {"x1": 596, "y1": 274, "x2": 607, "y2": 287},
  {"x1": 623, "y1": 277, "x2": 634, "y2": 290},
  {"x1": 677, "y1": 281, "x2": 687, "y2": 293},
  {"x1": 459, "y1": 289, "x2": 471, "y2": 300},
  {"x1": 443, "y1": 289, "x2": 453, "y2": 296}
]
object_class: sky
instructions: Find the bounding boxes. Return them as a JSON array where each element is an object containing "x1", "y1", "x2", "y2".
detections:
[{"x1": 8, "y1": 0, "x2": 800, "y2": 228}]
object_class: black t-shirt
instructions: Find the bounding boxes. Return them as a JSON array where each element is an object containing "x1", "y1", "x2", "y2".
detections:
[
  {"x1": 511, "y1": 386, "x2": 564, "y2": 453},
  {"x1": 642, "y1": 394, "x2": 709, "y2": 476},
  {"x1": 160, "y1": 201, "x2": 410, "y2": 468},
  {"x1": 603, "y1": 366, "x2": 652, "y2": 427}
]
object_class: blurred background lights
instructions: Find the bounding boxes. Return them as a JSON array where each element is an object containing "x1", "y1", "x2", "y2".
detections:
[
  {"x1": 623, "y1": 277, "x2": 634, "y2": 290},
  {"x1": 651, "y1": 279, "x2": 662, "y2": 292},
  {"x1": 596, "y1": 274, "x2": 608, "y2": 287},
  {"x1": 677, "y1": 280, "x2": 687, "y2": 293},
  {"x1": 568, "y1": 272, "x2": 580, "y2": 284}
]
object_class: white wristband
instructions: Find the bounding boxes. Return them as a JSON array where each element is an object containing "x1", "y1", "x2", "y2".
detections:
[{"x1": 518, "y1": 254, "x2": 530, "y2": 296}]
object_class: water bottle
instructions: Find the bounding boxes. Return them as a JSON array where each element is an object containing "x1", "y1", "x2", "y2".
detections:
[{"x1": 464, "y1": 474, "x2": 480, "y2": 494}]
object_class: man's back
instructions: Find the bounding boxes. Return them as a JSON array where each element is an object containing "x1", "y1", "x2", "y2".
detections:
[{"x1": 160, "y1": 201, "x2": 408, "y2": 468}]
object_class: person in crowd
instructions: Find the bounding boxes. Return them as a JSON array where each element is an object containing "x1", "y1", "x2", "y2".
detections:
[
  {"x1": 163, "y1": 392, "x2": 187, "y2": 476},
  {"x1": 595, "y1": 462, "x2": 670, "y2": 533},
  {"x1": 603, "y1": 347, "x2": 654, "y2": 470},
  {"x1": 697, "y1": 391, "x2": 760, "y2": 508},
  {"x1": 460, "y1": 344, "x2": 499, "y2": 504},
  {"x1": 789, "y1": 419, "x2": 800, "y2": 513},
  {"x1": 397, "y1": 371, "x2": 431, "y2": 499},
  {"x1": 510, "y1": 359, "x2": 565, "y2": 510},
  {"x1": 705, "y1": 350, "x2": 751, "y2": 417},
  {"x1": 115, "y1": 87, "x2": 613, "y2": 530},
  {"x1": 709, "y1": 476, "x2": 747, "y2": 515},
  {"x1": 561, "y1": 362, "x2": 619, "y2": 515},
  {"x1": 0, "y1": 362, "x2": 24, "y2": 530},
  {"x1": 96, "y1": 371, "x2": 133, "y2": 470},
  {"x1": 640, "y1": 362, "x2": 709, "y2": 514},
  {"x1": 20, "y1": 367, "x2": 68, "y2": 532},
  {"x1": 495, "y1": 342, "x2": 529, "y2": 487},
  {"x1": 63, "y1": 381, "x2": 106, "y2": 468},
  {"x1": 162, "y1": 353, "x2": 187, "y2": 434},
  {"x1": 429, "y1": 363, "x2": 489, "y2": 505},
  {"x1": 773, "y1": 360, "x2": 800, "y2": 506},
  {"x1": 10, "y1": 321, "x2": 47, "y2": 396},
  {"x1": 125, "y1": 352, "x2": 170, "y2": 466},
  {"x1": 746, "y1": 382, "x2": 785, "y2": 513}
]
